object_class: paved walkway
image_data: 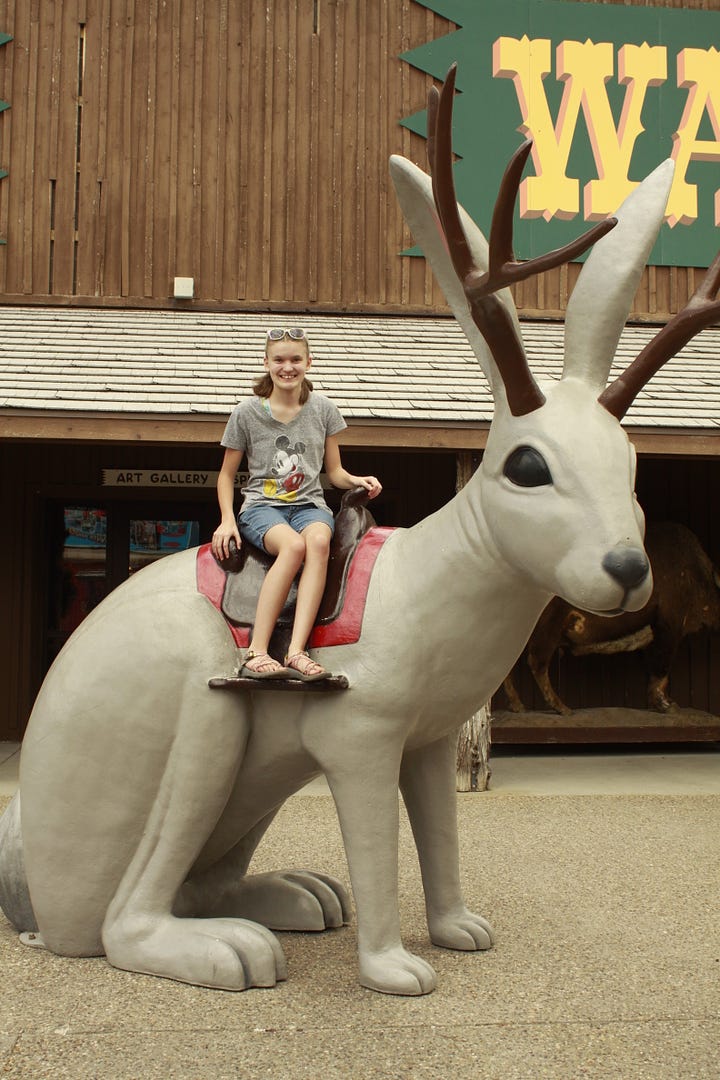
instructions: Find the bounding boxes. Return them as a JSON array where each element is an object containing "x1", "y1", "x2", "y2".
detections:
[
  {"x1": 1, "y1": 741, "x2": 718, "y2": 1078},
  {"x1": 4, "y1": 741, "x2": 720, "y2": 800}
]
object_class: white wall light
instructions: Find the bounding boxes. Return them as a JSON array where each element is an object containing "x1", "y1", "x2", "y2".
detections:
[{"x1": 173, "y1": 276, "x2": 194, "y2": 299}]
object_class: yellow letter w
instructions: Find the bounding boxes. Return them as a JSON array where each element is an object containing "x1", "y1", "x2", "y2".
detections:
[{"x1": 493, "y1": 36, "x2": 666, "y2": 220}]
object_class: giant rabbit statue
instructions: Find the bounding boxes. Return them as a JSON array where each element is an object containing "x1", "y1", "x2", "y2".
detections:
[{"x1": 2, "y1": 66, "x2": 719, "y2": 996}]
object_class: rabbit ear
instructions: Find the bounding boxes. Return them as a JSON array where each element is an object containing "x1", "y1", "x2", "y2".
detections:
[
  {"x1": 563, "y1": 159, "x2": 675, "y2": 392},
  {"x1": 389, "y1": 154, "x2": 518, "y2": 398}
]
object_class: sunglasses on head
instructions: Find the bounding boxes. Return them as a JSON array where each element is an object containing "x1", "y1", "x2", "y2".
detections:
[{"x1": 266, "y1": 327, "x2": 307, "y2": 341}]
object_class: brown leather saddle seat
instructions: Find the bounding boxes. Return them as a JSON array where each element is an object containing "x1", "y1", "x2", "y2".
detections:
[{"x1": 215, "y1": 487, "x2": 376, "y2": 659}]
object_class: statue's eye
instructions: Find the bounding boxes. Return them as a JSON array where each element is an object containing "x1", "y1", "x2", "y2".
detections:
[{"x1": 503, "y1": 446, "x2": 552, "y2": 488}]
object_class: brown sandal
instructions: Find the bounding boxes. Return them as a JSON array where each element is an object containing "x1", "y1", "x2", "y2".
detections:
[
  {"x1": 240, "y1": 651, "x2": 288, "y2": 680},
  {"x1": 284, "y1": 651, "x2": 330, "y2": 682}
]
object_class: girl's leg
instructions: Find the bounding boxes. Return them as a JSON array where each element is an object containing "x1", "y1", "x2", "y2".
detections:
[
  {"x1": 286, "y1": 522, "x2": 332, "y2": 658},
  {"x1": 247, "y1": 524, "x2": 306, "y2": 656}
]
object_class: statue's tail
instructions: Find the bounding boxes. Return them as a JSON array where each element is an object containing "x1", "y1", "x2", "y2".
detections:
[{"x1": 0, "y1": 793, "x2": 38, "y2": 933}]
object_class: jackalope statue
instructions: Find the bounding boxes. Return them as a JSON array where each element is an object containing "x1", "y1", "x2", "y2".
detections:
[{"x1": 2, "y1": 66, "x2": 719, "y2": 996}]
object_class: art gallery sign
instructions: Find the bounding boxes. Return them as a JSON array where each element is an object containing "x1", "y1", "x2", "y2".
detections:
[
  {"x1": 102, "y1": 470, "x2": 248, "y2": 488},
  {"x1": 403, "y1": 0, "x2": 720, "y2": 266}
]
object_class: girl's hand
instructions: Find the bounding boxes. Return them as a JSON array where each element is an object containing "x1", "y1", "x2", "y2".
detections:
[
  {"x1": 212, "y1": 521, "x2": 241, "y2": 560},
  {"x1": 356, "y1": 476, "x2": 382, "y2": 500}
]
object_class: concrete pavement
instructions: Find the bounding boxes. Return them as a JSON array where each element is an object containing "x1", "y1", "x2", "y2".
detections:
[
  {"x1": 3, "y1": 739, "x2": 720, "y2": 798},
  {"x1": 1, "y1": 741, "x2": 718, "y2": 1078}
]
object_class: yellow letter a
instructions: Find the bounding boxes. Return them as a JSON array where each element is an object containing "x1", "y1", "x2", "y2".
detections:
[{"x1": 667, "y1": 47, "x2": 720, "y2": 227}]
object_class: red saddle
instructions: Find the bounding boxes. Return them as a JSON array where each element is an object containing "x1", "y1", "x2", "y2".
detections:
[{"x1": 196, "y1": 488, "x2": 394, "y2": 655}]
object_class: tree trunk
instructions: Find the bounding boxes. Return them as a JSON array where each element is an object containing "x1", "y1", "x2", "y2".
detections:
[{"x1": 455, "y1": 451, "x2": 492, "y2": 791}]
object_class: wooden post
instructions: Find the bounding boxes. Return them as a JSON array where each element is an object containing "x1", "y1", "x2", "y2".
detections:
[
  {"x1": 456, "y1": 704, "x2": 492, "y2": 792},
  {"x1": 455, "y1": 451, "x2": 492, "y2": 792}
]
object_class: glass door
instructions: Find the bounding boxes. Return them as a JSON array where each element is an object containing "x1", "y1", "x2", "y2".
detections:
[
  {"x1": 44, "y1": 497, "x2": 215, "y2": 669},
  {"x1": 128, "y1": 517, "x2": 200, "y2": 575},
  {"x1": 46, "y1": 503, "x2": 109, "y2": 664}
]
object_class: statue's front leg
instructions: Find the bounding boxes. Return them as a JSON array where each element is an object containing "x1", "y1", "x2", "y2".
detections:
[
  {"x1": 320, "y1": 735, "x2": 437, "y2": 996},
  {"x1": 400, "y1": 733, "x2": 494, "y2": 952}
]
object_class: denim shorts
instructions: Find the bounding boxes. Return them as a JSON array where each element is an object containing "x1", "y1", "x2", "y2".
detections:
[{"x1": 238, "y1": 501, "x2": 335, "y2": 551}]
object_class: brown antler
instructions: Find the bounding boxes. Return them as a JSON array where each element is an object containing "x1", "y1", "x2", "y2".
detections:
[
  {"x1": 427, "y1": 64, "x2": 617, "y2": 416},
  {"x1": 600, "y1": 252, "x2": 720, "y2": 419}
]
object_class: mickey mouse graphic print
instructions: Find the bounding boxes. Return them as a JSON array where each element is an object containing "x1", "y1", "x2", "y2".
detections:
[
  {"x1": 220, "y1": 392, "x2": 347, "y2": 512},
  {"x1": 265, "y1": 433, "x2": 307, "y2": 501}
]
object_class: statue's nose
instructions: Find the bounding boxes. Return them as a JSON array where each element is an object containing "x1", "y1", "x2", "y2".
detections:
[{"x1": 602, "y1": 545, "x2": 649, "y2": 590}]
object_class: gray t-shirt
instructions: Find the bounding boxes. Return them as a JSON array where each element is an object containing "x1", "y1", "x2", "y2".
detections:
[{"x1": 221, "y1": 393, "x2": 347, "y2": 512}]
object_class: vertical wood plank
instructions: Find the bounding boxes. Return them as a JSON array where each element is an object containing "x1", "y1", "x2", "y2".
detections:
[
  {"x1": 172, "y1": 0, "x2": 194, "y2": 286},
  {"x1": 27, "y1": 0, "x2": 52, "y2": 293},
  {"x1": 162, "y1": 0, "x2": 180, "y2": 296},
  {"x1": 75, "y1": 3, "x2": 97, "y2": 296},
  {"x1": 282, "y1": 1, "x2": 297, "y2": 300},
  {"x1": 290, "y1": 1, "x2": 310, "y2": 302},
  {"x1": 309, "y1": 3, "x2": 321, "y2": 302},
  {"x1": 141, "y1": 0, "x2": 158, "y2": 296},
  {"x1": 0, "y1": 0, "x2": 16, "y2": 290},
  {"x1": 150, "y1": 0, "x2": 169, "y2": 297},
  {"x1": 189, "y1": 0, "x2": 203, "y2": 291},
  {"x1": 211, "y1": 0, "x2": 228, "y2": 299},
  {"x1": 233, "y1": 1, "x2": 252, "y2": 299},
  {"x1": 351, "y1": 0, "x2": 366, "y2": 305},
  {"x1": 93, "y1": 0, "x2": 111, "y2": 294},
  {"x1": 376, "y1": 0, "x2": 389, "y2": 305},
  {"x1": 242, "y1": 1, "x2": 268, "y2": 299},
  {"x1": 47, "y1": 0, "x2": 82, "y2": 294},
  {"x1": 119, "y1": 0, "x2": 133, "y2": 295},
  {"x1": 0, "y1": 0, "x2": 27, "y2": 292},
  {"x1": 329, "y1": 0, "x2": 343, "y2": 301},
  {"x1": 125, "y1": 0, "x2": 148, "y2": 298},
  {"x1": 196, "y1": 0, "x2": 218, "y2": 298},
  {"x1": 261, "y1": 3, "x2": 274, "y2": 300}
]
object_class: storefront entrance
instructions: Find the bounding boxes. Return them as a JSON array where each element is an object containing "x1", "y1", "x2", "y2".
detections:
[
  {"x1": 43, "y1": 496, "x2": 218, "y2": 671},
  {"x1": 1, "y1": 439, "x2": 459, "y2": 740}
]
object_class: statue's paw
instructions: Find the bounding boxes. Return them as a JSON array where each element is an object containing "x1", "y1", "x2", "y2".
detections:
[
  {"x1": 204, "y1": 870, "x2": 351, "y2": 932},
  {"x1": 429, "y1": 909, "x2": 495, "y2": 952},
  {"x1": 103, "y1": 915, "x2": 287, "y2": 991},
  {"x1": 359, "y1": 946, "x2": 436, "y2": 996}
]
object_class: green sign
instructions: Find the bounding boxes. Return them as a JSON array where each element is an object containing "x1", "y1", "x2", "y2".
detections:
[{"x1": 402, "y1": 0, "x2": 720, "y2": 266}]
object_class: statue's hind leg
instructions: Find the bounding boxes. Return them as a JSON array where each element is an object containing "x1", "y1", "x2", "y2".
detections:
[
  {"x1": 101, "y1": 687, "x2": 286, "y2": 991},
  {"x1": 179, "y1": 807, "x2": 351, "y2": 932}
]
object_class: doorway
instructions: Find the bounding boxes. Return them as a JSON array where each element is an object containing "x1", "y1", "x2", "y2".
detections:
[{"x1": 43, "y1": 496, "x2": 217, "y2": 669}]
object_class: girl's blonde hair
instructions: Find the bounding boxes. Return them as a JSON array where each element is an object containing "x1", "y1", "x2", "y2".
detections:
[{"x1": 253, "y1": 372, "x2": 313, "y2": 403}]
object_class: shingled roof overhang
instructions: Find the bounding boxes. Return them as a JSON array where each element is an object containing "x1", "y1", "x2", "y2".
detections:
[{"x1": 1, "y1": 308, "x2": 719, "y2": 456}]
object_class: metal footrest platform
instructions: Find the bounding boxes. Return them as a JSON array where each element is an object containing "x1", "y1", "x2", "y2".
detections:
[{"x1": 208, "y1": 675, "x2": 349, "y2": 693}]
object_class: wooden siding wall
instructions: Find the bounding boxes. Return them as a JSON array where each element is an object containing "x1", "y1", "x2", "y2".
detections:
[
  {"x1": 0, "y1": 0, "x2": 452, "y2": 311},
  {"x1": 0, "y1": 0, "x2": 717, "y2": 317}
]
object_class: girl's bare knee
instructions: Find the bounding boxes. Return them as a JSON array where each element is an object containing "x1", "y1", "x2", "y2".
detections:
[
  {"x1": 304, "y1": 528, "x2": 331, "y2": 562},
  {"x1": 266, "y1": 526, "x2": 306, "y2": 563},
  {"x1": 282, "y1": 535, "x2": 307, "y2": 567}
]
